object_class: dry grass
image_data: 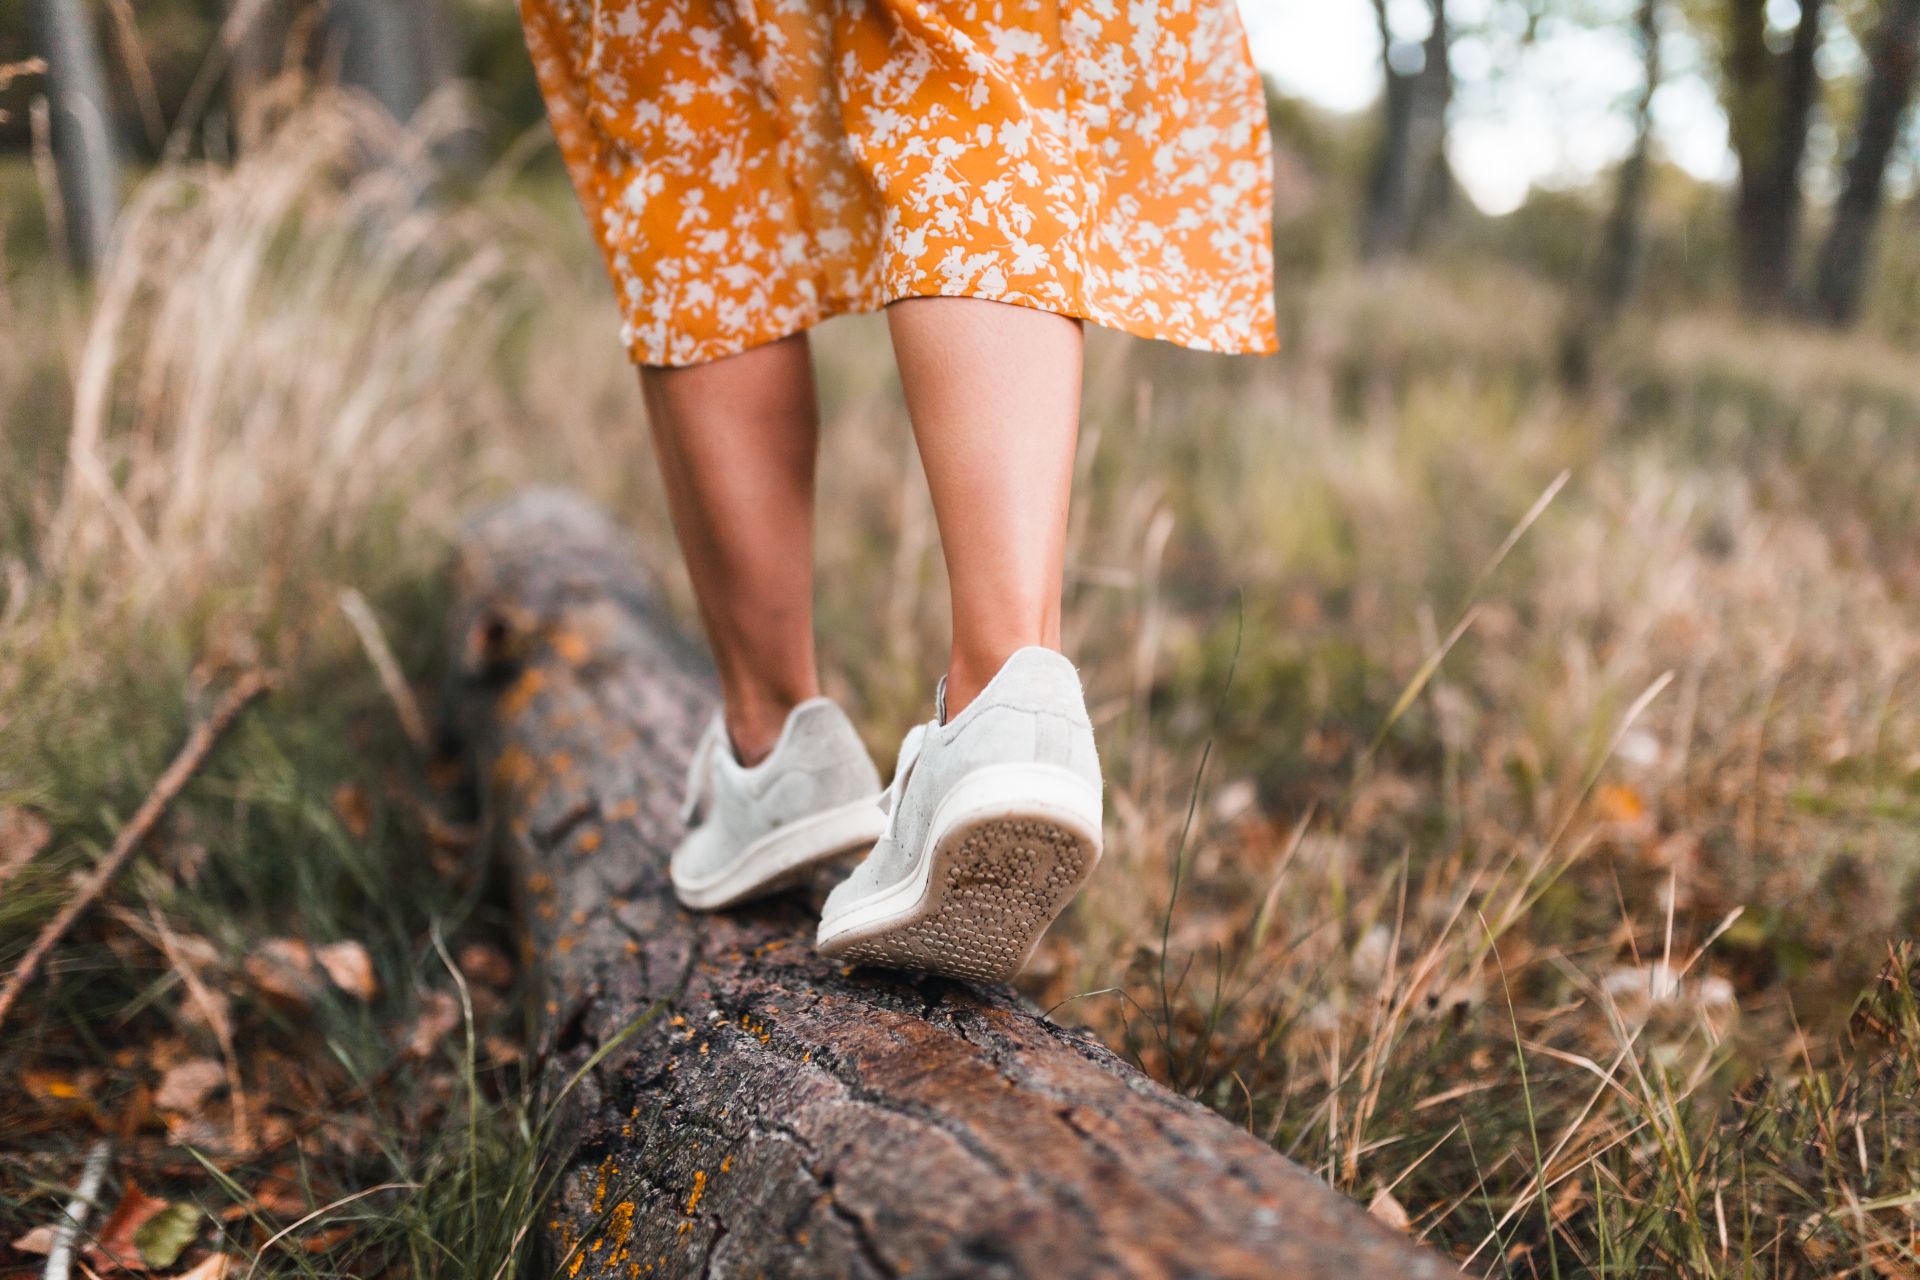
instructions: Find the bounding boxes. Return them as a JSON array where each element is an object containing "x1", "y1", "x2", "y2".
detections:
[{"x1": 3, "y1": 96, "x2": 1919, "y2": 1276}]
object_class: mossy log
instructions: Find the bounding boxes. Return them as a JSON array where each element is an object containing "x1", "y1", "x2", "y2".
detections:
[{"x1": 444, "y1": 490, "x2": 1459, "y2": 1280}]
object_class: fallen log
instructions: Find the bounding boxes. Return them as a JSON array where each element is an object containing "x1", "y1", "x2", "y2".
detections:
[{"x1": 444, "y1": 490, "x2": 1459, "y2": 1280}]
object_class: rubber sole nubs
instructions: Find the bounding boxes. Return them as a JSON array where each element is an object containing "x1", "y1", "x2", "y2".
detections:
[{"x1": 816, "y1": 765, "x2": 1102, "y2": 983}]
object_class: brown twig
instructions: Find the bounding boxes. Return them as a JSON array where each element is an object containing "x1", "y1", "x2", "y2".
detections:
[
  {"x1": 0, "y1": 671, "x2": 272, "y2": 1031},
  {"x1": 147, "y1": 906, "x2": 254, "y2": 1152},
  {"x1": 338, "y1": 589, "x2": 430, "y2": 751}
]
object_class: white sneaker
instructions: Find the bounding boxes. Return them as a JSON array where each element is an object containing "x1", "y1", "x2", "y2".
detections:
[
  {"x1": 816, "y1": 647, "x2": 1103, "y2": 982},
  {"x1": 671, "y1": 699, "x2": 887, "y2": 911}
]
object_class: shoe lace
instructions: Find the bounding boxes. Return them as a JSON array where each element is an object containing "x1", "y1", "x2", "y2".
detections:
[{"x1": 679, "y1": 714, "x2": 728, "y2": 826}]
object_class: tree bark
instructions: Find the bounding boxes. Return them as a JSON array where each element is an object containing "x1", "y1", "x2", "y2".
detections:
[
  {"x1": 1596, "y1": 0, "x2": 1664, "y2": 319},
  {"x1": 1363, "y1": 0, "x2": 1451, "y2": 259},
  {"x1": 29, "y1": 0, "x2": 120, "y2": 274},
  {"x1": 443, "y1": 491, "x2": 1462, "y2": 1280},
  {"x1": 1560, "y1": 0, "x2": 1665, "y2": 388},
  {"x1": 325, "y1": 0, "x2": 425, "y2": 122},
  {"x1": 1725, "y1": 0, "x2": 1826, "y2": 311},
  {"x1": 1808, "y1": 0, "x2": 1920, "y2": 325}
]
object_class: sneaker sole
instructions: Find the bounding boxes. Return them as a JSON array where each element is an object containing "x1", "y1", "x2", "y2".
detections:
[
  {"x1": 672, "y1": 795, "x2": 887, "y2": 911},
  {"x1": 816, "y1": 764, "x2": 1102, "y2": 983}
]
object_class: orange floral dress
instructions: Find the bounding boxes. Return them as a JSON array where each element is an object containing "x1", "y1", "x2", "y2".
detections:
[{"x1": 521, "y1": 0, "x2": 1278, "y2": 367}]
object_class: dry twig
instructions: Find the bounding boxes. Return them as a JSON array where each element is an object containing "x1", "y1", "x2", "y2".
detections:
[
  {"x1": 338, "y1": 588, "x2": 430, "y2": 750},
  {"x1": 147, "y1": 906, "x2": 254, "y2": 1151},
  {"x1": 0, "y1": 671, "x2": 272, "y2": 1031},
  {"x1": 43, "y1": 1138, "x2": 113, "y2": 1280}
]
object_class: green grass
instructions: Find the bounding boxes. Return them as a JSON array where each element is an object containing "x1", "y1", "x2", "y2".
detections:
[{"x1": 4, "y1": 93, "x2": 1920, "y2": 1277}]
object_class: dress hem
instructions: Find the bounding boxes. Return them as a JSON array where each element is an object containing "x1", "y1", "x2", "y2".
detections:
[{"x1": 626, "y1": 282, "x2": 1280, "y2": 369}]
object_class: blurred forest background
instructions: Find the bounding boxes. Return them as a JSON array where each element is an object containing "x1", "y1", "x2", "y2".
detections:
[{"x1": 3, "y1": 0, "x2": 1920, "y2": 1276}]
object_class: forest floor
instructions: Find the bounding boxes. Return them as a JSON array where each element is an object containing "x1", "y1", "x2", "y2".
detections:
[{"x1": 4, "y1": 100, "x2": 1920, "y2": 1278}]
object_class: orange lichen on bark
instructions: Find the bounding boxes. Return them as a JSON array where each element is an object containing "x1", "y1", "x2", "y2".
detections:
[
  {"x1": 591, "y1": 1156, "x2": 614, "y2": 1213},
  {"x1": 499, "y1": 668, "x2": 546, "y2": 719},
  {"x1": 607, "y1": 1201, "x2": 636, "y2": 1267},
  {"x1": 550, "y1": 627, "x2": 594, "y2": 665},
  {"x1": 491, "y1": 743, "x2": 537, "y2": 791}
]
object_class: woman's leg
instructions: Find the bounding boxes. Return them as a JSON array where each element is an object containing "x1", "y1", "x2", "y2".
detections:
[
  {"x1": 886, "y1": 297, "x2": 1084, "y2": 717},
  {"x1": 641, "y1": 333, "x2": 822, "y2": 764}
]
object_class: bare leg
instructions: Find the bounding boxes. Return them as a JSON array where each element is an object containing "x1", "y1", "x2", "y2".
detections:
[
  {"x1": 641, "y1": 334, "x2": 821, "y2": 763},
  {"x1": 887, "y1": 298, "x2": 1083, "y2": 718}
]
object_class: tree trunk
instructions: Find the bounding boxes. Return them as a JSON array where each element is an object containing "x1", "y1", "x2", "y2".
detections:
[
  {"x1": 442, "y1": 491, "x2": 1462, "y2": 1280},
  {"x1": 29, "y1": 0, "x2": 120, "y2": 274},
  {"x1": 1808, "y1": 0, "x2": 1920, "y2": 325},
  {"x1": 1561, "y1": 0, "x2": 1665, "y2": 388},
  {"x1": 1595, "y1": 0, "x2": 1664, "y2": 319},
  {"x1": 1726, "y1": 0, "x2": 1826, "y2": 311},
  {"x1": 1363, "y1": 0, "x2": 1451, "y2": 259},
  {"x1": 326, "y1": 0, "x2": 424, "y2": 122}
]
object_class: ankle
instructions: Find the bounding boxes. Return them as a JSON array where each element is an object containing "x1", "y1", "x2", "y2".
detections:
[
  {"x1": 722, "y1": 689, "x2": 814, "y2": 766},
  {"x1": 944, "y1": 641, "x2": 1051, "y2": 720},
  {"x1": 723, "y1": 708, "x2": 785, "y2": 767}
]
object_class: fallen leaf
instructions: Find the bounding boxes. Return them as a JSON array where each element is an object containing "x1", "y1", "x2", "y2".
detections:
[
  {"x1": 134, "y1": 1202, "x2": 201, "y2": 1269},
  {"x1": 170, "y1": 1254, "x2": 235, "y2": 1280},
  {"x1": 176, "y1": 986, "x2": 233, "y2": 1035},
  {"x1": 456, "y1": 942, "x2": 514, "y2": 989},
  {"x1": 21, "y1": 1070, "x2": 89, "y2": 1104},
  {"x1": 154, "y1": 1059, "x2": 226, "y2": 1114},
  {"x1": 244, "y1": 938, "x2": 320, "y2": 1004},
  {"x1": 315, "y1": 940, "x2": 378, "y2": 1001},
  {"x1": 330, "y1": 784, "x2": 372, "y2": 840},
  {"x1": 1367, "y1": 1188, "x2": 1411, "y2": 1232},
  {"x1": 298, "y1": 1224, "x2": 357, "y2": 1254},
  {"x1": 1594, "y1": 782, "x2": 1653, "y2": 836},
  {"x1": 164, "y1": 1114, "x2": 236, "y2": 1152},
  {"x1": 11, "y1": 1225, "x2": 56, "y2": 1255},
  {"x1": 404, "y1": 990, "x2": 462, "y2": 1060},
  {"x1": 251, "y1": 1166, "x2": 314, "y2": 1220},
  {"x1": 218, "y1": 1167, "x2": 308, "y2": 1221},
  {"x1": 86, "y1": 1182, "x2": 171, "y2": 1272},
  {"x1": 0, "y1": 805, "x2": 52, "y2": 886}
]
